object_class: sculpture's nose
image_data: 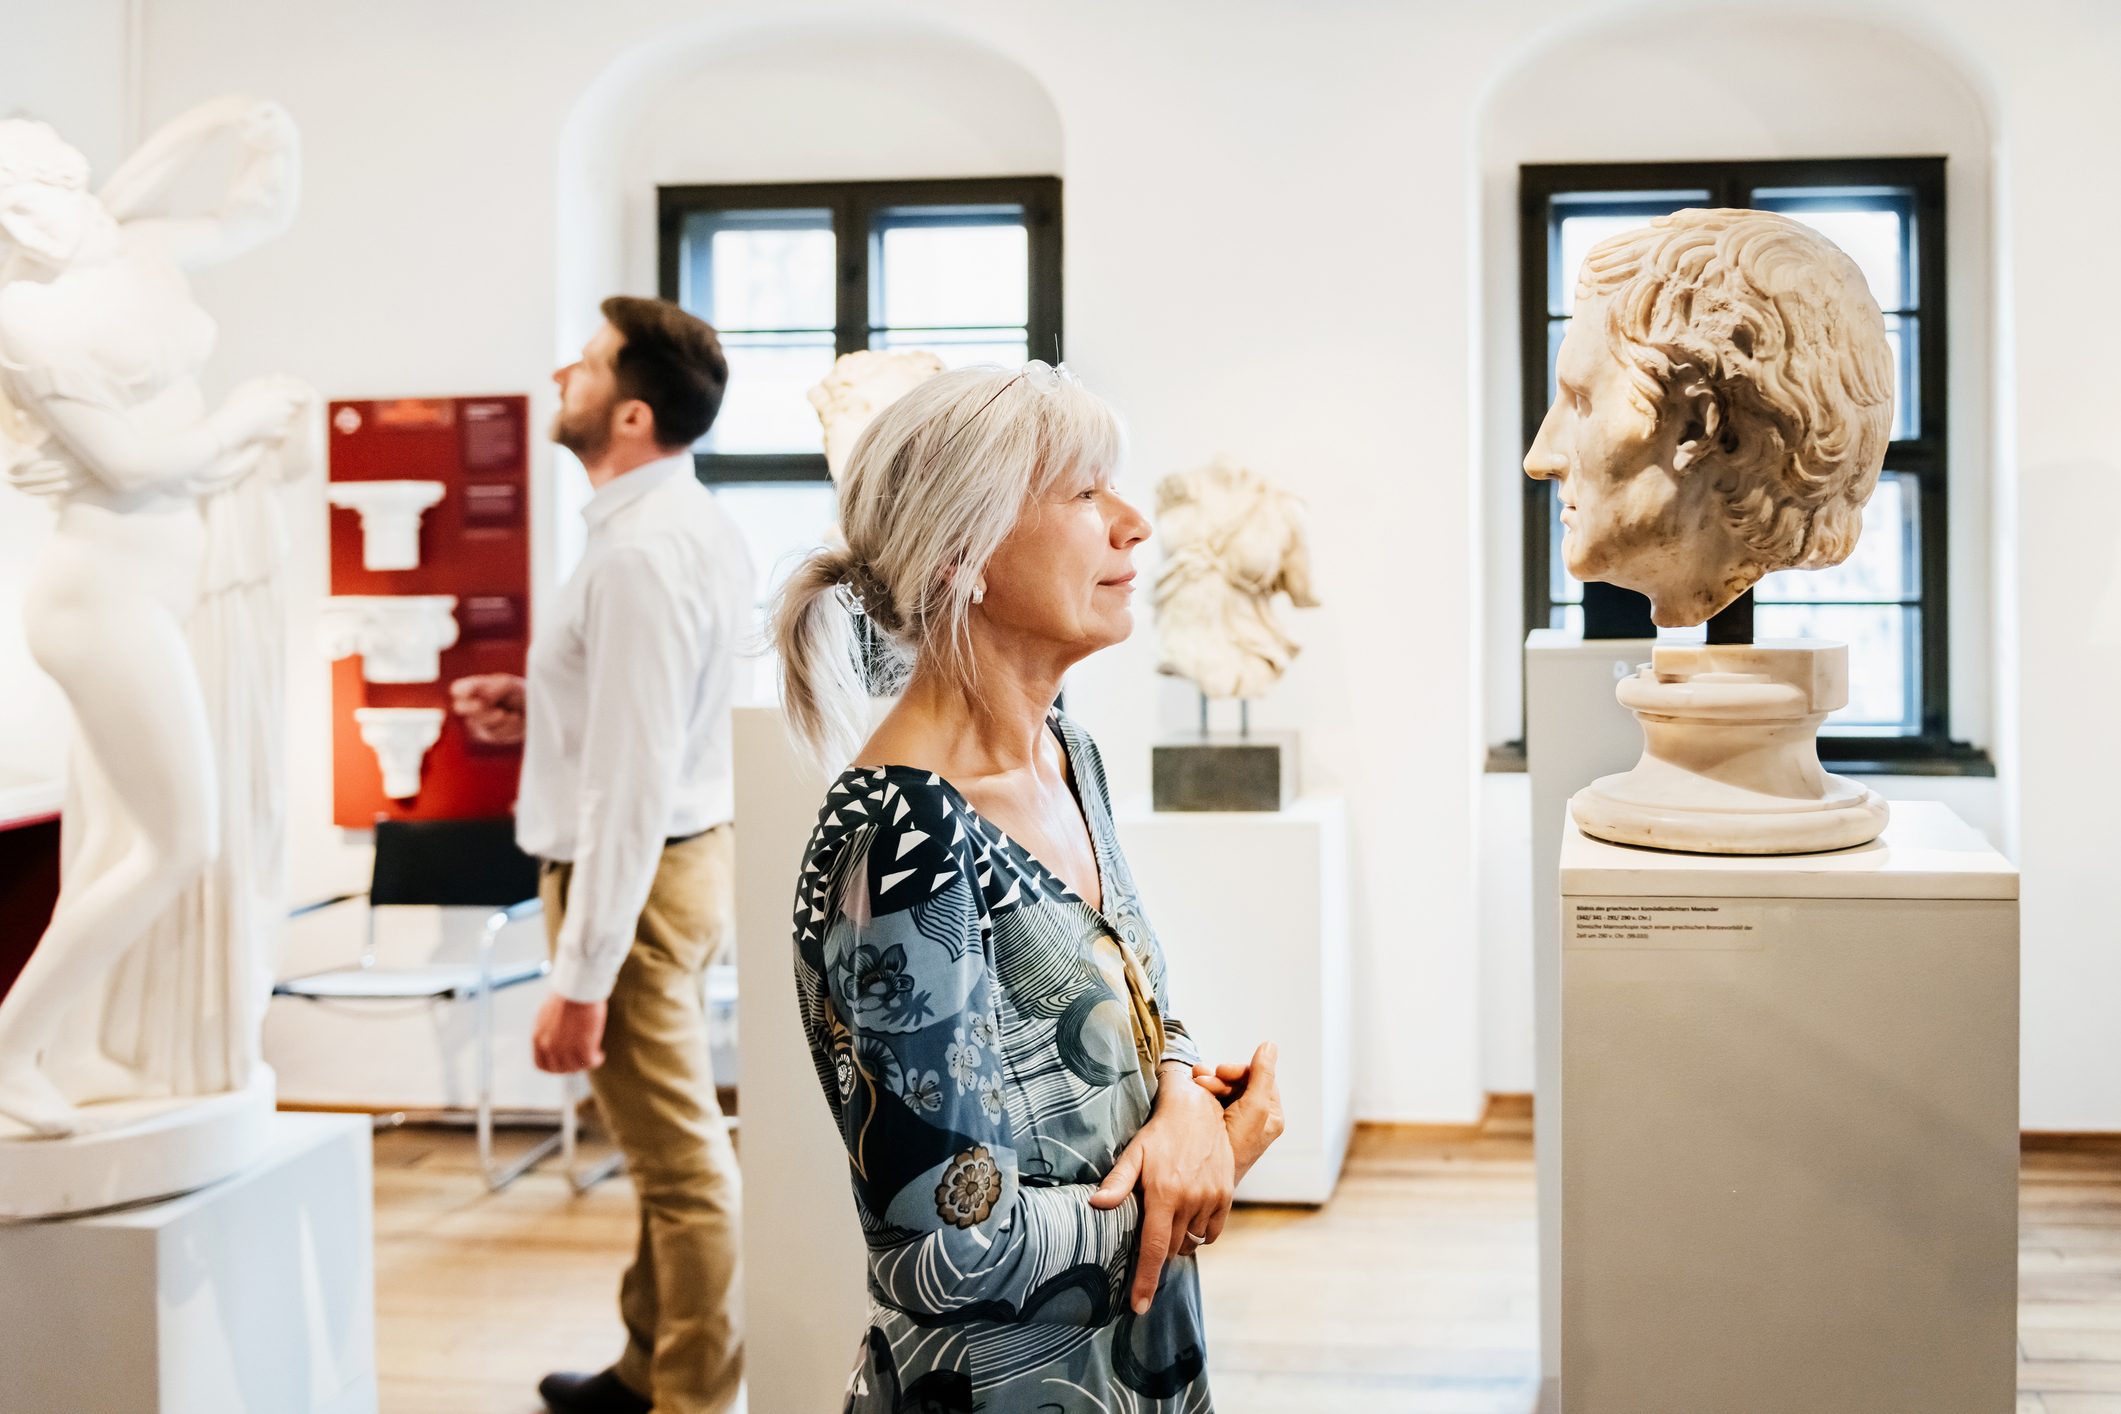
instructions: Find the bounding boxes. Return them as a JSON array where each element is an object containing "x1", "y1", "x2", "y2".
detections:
[
  {"x1": 1525, "y1": 406, "x2": 1569, "y2": 480},
  {"x1": 1525, "y1": 445, "x2": 1568, "y2": 481}
]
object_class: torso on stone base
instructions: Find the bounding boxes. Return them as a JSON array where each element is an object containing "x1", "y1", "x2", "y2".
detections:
[{"x1": 1570, "y1": 641, "x2": 1888, "y2": 855}]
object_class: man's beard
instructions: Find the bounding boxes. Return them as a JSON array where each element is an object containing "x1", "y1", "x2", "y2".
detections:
[{"x1": 552, "y1": 399, "x2": 612, "y2": 460}]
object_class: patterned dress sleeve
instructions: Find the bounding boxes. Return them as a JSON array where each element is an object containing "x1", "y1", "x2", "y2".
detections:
[{"x1": 793, "y1": 774, "x2": 1143, "y2": 1326}]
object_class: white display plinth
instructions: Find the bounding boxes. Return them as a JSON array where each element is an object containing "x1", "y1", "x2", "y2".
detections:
[
  {"x1": 1115, "y1": 796, "x2": 1352, "y2": 1205},
  {"x1": 1526, "y1": 628, "x2": 1654, "y2": 1396},
  {"x1": 0, "y1": 1067, "x2": 277, "y2": 1218},
  {"x1": 731, "y1": 707, "x2": 867, "y2": 1414},
  {"x1": 1560, "y1": 803, "x2": 2018, "y2": 1414},
  {"x1": 0, "y1": 1111, "x2": 376, "y2": 1413}
]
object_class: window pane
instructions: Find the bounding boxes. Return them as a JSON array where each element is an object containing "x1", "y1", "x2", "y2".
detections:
[
  {"x1": 704, "y1": 333, "x2": 838, "y2": 454},
  {"x1": 1888, "y1": 314, "x2": 1918, "y2": 441},
  {"x1": 874, "y1": 215, "x2": 1028, "y2": 330},
  {"x1": 680, "y1": 210, "x2": 834, "y2": 332},
  {"x1": 1750, "y1": 199, "x2": 1907, "y2": 311},
  {"x1": 874, "y1": 327, "x2": 1030, "y2": 370},
  {"x1": 1756, "y1": 472, "x2": 1918, "y2": 603},
  {"x1": 1753, "y1": 602, "x2": 1916, "y2": 733}
]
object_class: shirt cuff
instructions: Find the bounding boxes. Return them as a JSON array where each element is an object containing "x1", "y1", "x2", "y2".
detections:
[
  {"x1": 547, "y1": 946, "x2": 619, "y2": 1004},
  {"x1": 1158, "y1": 1019, "x2": 1203, "y2": 1070}
]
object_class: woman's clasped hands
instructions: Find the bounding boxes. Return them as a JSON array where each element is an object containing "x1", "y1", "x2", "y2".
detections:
[{"x1": 1088, "y1": 1041, "x2": 1285, "y2": 1313}]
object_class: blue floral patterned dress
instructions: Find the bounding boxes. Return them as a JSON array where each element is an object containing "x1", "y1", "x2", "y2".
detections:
[{"x1": 792, "y1": 709, "x2": 1215, "y2": 1413}]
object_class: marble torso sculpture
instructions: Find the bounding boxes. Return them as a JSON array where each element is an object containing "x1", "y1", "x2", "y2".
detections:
[
  {"x1": 808, "y1": 348, "x2": 944, "y2": 482},
  {"x1": 0, "y1": 98, "x2": 316, "y2": 1179},
  {"x1": 1524, "y1": 208, "x2": 1895, "y2": 853},
  {"x1": 1151, "y1": 458, "x2": 1318, "y2": 700}
]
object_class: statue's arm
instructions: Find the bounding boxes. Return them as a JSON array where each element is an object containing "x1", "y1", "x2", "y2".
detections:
[
  {"x1": 102, "y1": 97, "x2": 299, "y2": 269},
  {"x1": 26, "y1": 387, "x2": 239, "y2": 495}
]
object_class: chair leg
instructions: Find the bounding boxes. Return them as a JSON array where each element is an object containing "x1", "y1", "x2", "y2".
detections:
[
  {"x1": 564, "y1": 1072, "x2": 625, "y2": 1195},
  {"x1": 474, "y1": 972, "x2": 562, "y2": 1192}
]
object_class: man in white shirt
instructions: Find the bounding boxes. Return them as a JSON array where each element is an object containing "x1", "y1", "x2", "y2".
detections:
[{"x1": 452, "y1": 296, "x2": 753, "y2": 1414}]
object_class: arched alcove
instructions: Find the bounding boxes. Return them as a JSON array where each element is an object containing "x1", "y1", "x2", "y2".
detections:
[
  {"x1": 552, "y1": 15, "x2": 1064, "y2": 636},
  {"x1": 1473, "y1": 3, "x2": 1997, "y2": 752}
]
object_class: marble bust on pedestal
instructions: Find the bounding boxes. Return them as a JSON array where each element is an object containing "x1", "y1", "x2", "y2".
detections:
[{"x1": 1523, "y1": 208, "x2": 1895, "y2": 855}]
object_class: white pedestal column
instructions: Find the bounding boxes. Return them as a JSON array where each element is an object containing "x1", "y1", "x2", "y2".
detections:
[
  {"x1": 730, "y1": 706, "x2": 867, "y2": 1414},
  {"x1": 1526, "y1": 628, "x2": 1655, "y2": 1399},
  {"x1": 1114, "y1": 796, "x2": 1352, "y2": 1204},
  {"x1": 1559, "y1": 803, "x2": 2018, "y2": 1413},
  {"x1": 0, "y1": 1111, "x2": 377, "y2": 1413}
]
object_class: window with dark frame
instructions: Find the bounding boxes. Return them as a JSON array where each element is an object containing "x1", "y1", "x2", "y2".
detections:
[
  {"x1": 657, "y1": 176, "x2": 1063, "y2": 485},
  {"x1": 1518, "y1": 157, "x2": 1985, "y2": 773}
]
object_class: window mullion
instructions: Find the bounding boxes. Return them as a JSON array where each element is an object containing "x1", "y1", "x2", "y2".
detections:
[{"x1": 836, "y1": 190, "x2": 867, "y2": 358}]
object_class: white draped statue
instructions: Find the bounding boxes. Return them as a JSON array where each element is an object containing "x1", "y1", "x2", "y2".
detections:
[{"x1": 0, "y1": 97, "x2": 316, "y2": 1144}]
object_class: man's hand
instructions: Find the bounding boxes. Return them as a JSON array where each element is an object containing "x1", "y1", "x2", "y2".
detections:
[
  {"x1": 450, "y1": 673, "x2": 527, "y2": 746},
  {"x1": 531, "y1": 992, "x2": 607, "y2": 1074},
  {"x1": 1086, "y1": 1061, "x2": 1235, "y2": 1314}
]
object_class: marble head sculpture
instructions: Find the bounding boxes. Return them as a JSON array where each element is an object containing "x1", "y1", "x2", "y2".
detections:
[
  {"x1": 1151, "y1": 458, "x2": 1318, "y2": 700},
  {"x1": 1524, "y1": 208, "x2": 1895, "y2": 627},
  {"x1": 808, "y1": 348, "x2": 945, "y2": 482}
]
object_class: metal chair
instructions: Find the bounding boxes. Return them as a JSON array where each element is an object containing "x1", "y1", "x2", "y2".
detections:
[{"x1": 277, "y1": 816, "x2": 616, "y2": 1192}]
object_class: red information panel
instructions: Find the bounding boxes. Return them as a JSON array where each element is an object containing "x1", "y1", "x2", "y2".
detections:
[
  {"x1": 328, "y1": 395, "x2": 531, "y2": 827},
  {"x1": 0, "y1": 815, "x2": 61, "y2": 1001}
]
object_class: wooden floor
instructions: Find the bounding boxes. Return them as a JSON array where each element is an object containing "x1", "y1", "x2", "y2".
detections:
[{"x1": 374, "y1": 1124, "x2": 2121, "y2": 1413}]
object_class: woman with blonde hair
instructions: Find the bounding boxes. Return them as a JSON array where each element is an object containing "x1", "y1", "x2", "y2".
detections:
[{"x1": 776, "y1": 363, "x2": 1282, "y2": 1412}]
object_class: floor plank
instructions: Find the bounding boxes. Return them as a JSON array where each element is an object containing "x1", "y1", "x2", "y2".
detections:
[{"x1": 371, "y1": 1127, "x2": 2121, "y2": 1412}]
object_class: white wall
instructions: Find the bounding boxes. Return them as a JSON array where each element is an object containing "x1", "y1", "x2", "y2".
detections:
[
  {"x1": 0, "y1": 0, "x2": 131, "y2": 791},
  {"x1": 1480, "y1": 773, "x2": 1536, "y2": 1092},
  {"x1": 57, "y1": 0, "x2": 2121, "y2": 1127}
]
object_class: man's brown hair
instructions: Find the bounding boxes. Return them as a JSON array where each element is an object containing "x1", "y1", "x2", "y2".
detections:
[{"x1": 600, "y1": 295, "x2": 729, "y2": 449}]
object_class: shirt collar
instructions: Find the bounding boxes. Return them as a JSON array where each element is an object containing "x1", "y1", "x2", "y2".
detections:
[{"x1": 582, "y1": 452, "x2": 692, "y2": 529}]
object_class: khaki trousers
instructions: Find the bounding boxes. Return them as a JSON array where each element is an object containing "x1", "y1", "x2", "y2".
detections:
[{"x1": 541, "y1": 825, "x2": 744, "y2": 1414}]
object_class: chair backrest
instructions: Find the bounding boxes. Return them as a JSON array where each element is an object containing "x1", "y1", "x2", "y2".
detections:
[{"x1": 370, "y1": 817, "x2": 540, "y2": 909}]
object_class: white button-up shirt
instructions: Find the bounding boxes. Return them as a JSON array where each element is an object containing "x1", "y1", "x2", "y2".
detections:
[{"x1": 516, "y1": 453, "x2": 755, "y2": 1002}]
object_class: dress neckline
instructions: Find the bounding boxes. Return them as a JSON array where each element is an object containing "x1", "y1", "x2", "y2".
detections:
[{"x1": 845, "y1": 713, "x2": 1114, "y2": 922}]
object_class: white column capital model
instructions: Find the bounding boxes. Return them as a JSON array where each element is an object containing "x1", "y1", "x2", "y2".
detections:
[
  {"x1": 326, "y1": 479, "x2": 445, "y2": 570},
  {"x1": 352, "y1": 707, "x2": 445, "y2": 799},
  {"x1": 319, "y1": 594, "x2": 460, "y2": 683}
]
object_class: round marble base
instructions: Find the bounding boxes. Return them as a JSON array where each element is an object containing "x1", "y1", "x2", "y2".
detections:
[
  {"x1": 1572, "y1": 774, "x2": 1888, "y2": 855},
  {"x1": 1570, "y1": 640, "x2": 1891, "y2": 857},
  {"x1": 0, "y1": 1068, "x2": 276, "y2": 1220}
]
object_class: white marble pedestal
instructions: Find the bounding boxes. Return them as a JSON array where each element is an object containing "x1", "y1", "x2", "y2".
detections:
[
  {"x1": 1559, "y1": 803, "x2": 2017, "y2": 1413},
  {"x1": 0, "y1": 1111, "x2": 377, "y2": 1413},
  {"x1": 731, "y1": 707, "x2": 867, "y2": 1414},
  {"x1": 1115, "y1": 796, "x2": 1352, "y2": 1204},
  {"x1": 1526, "y1": 628, "x2": 1656, "y2": 1403}
]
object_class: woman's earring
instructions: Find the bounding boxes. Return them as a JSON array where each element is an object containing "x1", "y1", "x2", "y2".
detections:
[{"x1": 972, "y1": 581, "x2": 987, "y2": 605}]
